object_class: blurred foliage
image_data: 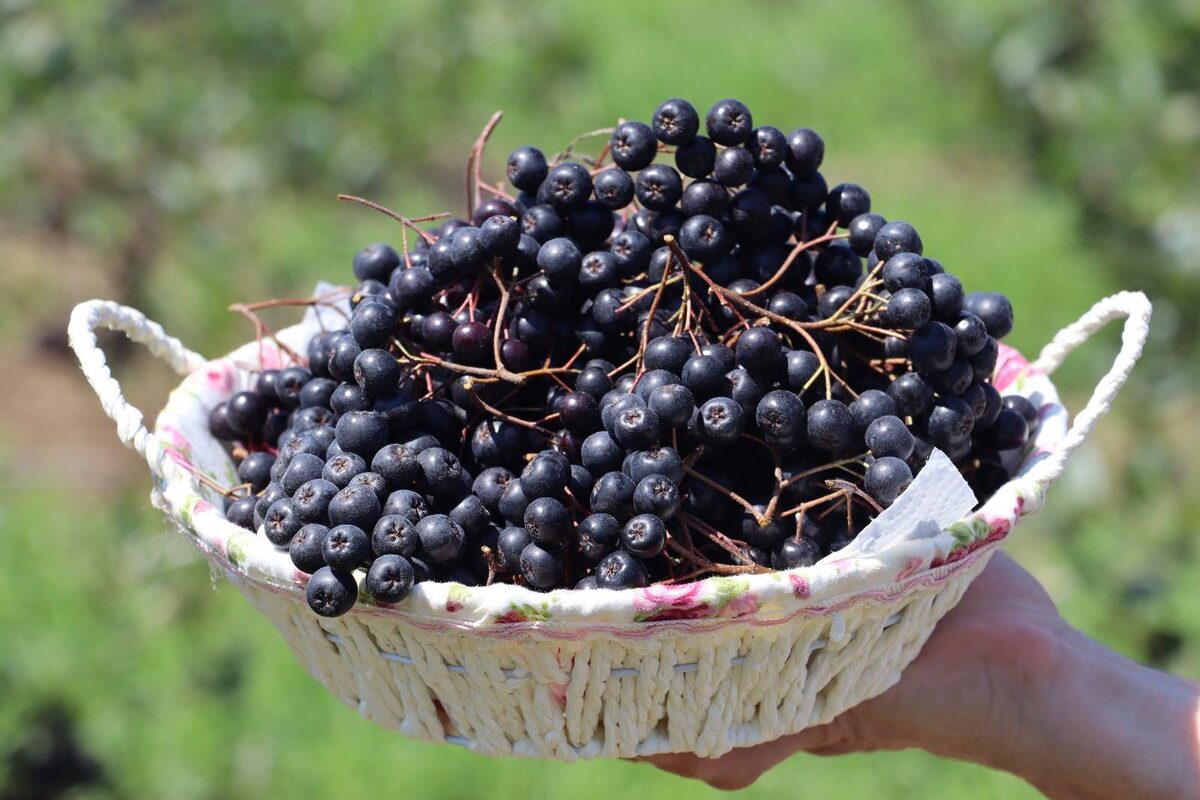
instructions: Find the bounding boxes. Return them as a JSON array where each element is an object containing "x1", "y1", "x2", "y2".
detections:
[
  {"x1": 914, "y1": 0, "x2": 1200, "y2": 353},
  {"x1": 0, "y1": 0, "x2": 1197, "y2": 798}
]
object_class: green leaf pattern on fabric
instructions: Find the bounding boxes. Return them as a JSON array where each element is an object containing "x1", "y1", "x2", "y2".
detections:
[
  {"x1": 227, "y1": 532, "x2": 253, "y2": 566},
  {"x1": 946, "y1": 517, "x2": 990, "y2": 549},
  {"x1": 494, "y1": 602, "x2": 552, "y2": 624},
  {"x1": 708, "y1": 577, "x2": 746, "y2": 608},
  {"x1": 445, "y1": 584, "x2": 470, "y2": 612}
]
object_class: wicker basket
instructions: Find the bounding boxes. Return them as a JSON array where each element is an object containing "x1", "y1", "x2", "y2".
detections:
[{"x1": 69, "y1": 291, "x2": 1151, "y2": 760}]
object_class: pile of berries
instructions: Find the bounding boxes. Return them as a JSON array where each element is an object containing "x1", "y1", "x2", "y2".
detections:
[{"x1": 210, "y1": 98, "x2": 1040, "y2": 617}]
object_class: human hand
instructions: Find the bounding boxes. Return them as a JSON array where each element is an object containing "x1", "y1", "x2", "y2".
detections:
[{"x1": 642, "y1": 552, "x2": 1200, "y2": 798}]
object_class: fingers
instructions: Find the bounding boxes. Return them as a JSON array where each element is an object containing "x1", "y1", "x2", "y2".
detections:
[
  {"x1": 638, "y1": 751, "x2": 764, "y2": 792},
  {"x1": 637, "y1": 723, "x2": 851, "y2": 790}
]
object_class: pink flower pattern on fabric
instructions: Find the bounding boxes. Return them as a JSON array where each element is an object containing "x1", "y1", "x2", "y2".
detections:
[
  {"x1": 992, "y1": 343, "x2": 1040, "y2": 392},
  {"x1": 159, "y1": 424, "x2": 189, "y2": 450},
  {"x1": 204, "y1": 361, "x2": 236, "y2": 395},
  {"x1": 258, "y1": 343, "x2": 284, "y2": 372},
  {"x1": 158, "y1": 424, "x2": 194, "y2": 469},
  {"x1": 896, "y1": 554, "x2": 925, "y2": 582},
  {"x1": 634, "y1": 581, "x2": 703, "y2": 610},
  {"x1": 165, "y1": 449, "x2": 192, "y2": 470},
  {"x1": 720, "y1": 590, "x2": 760, "y2": 618},
  {"x1": 633, "y1": 582, "x2": 716, "y2": 621}
]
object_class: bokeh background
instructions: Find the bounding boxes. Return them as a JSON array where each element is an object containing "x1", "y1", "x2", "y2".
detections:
[{"x1": 1, "y1": 1, "x2": 1198, "y2": 797}]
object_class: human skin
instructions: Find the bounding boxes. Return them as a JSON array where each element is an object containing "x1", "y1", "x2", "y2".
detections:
[{"x1": 641, "y1": 553, "x2": 1200, "y2": 798}]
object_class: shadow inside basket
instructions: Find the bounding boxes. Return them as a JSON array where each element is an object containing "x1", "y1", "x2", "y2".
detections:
[{"x1": 150, "y1": 295, "x2": 1067, "y2": 630}]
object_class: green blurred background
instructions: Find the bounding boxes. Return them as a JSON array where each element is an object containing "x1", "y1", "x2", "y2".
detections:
[{"x1": 1, "y1": 1, "x2": 1198, "y2": 797}]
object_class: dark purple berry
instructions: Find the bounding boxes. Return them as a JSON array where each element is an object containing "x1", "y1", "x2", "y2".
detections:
[
  {"x1": 225, "y1": 495, "x2": 257, "y2": 530},
  {"x1": 290, "y1": 523, "x2": 329, "y2": 574},
  {"x1": 610, "y1": 121, "x2": 657, "y2": 171},
  {"x1": 415, "y1": 514, "x2": 466, "y2": 563},
  {"x1": 595, "y1": 550, "x2": 648, "y2": 589},
  {"x1": 305, "y1": 567, "x2": 357, "y2": 617},
  {"x1": 865, "y1": 457, "x2": 913, "y2": 507},
  {"x1": 652, "y1": 98, "x2": 700, "y2": 145},
  {"x1": 264, "y1": 498, "x2": 303, "y2": 546},
  {"x1": 705, "y1": 99, "x2": 753, "y2": 145},
  {"x1": 366, "y1": 554, "x2": 414, "y2": 603}
]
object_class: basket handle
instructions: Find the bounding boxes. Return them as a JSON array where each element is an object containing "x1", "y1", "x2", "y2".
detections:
[
  {"x1": 1022, "y1": 291, "x2": 1152, "y2": 487},
  {"x1": 68, "y1": 300, "x2": 209, "y2": 479}
]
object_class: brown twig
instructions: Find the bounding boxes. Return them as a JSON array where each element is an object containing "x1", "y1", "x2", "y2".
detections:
[
  {"x1": 480, "y1": 546, "x2": 499, "y2": 586},
  {"x1": 678, "y1": 513, "x2": 770, "y2": 571},
  {"x1": 739, "y1": 434, "x2": 785, "y2": 521},
  {"x1": 228, "y1": 304, "x2": 305, "y2": 365},
  {"x1": 736, "y1": 223, "x2": 847, "y2": 298},
  {"x1": 633, "y1": 252, "x2": 674, "y2": 379},
  {"x1": 476, "y1": 181, "x2": 515, "y2": 202},
  {"x1": 239, "y1": 288, "x2": 352, "y2": 313},
  {"x1": 337, "y1": 194, "x2": 441, "y2": 246},
  {"x1": 667, "y1": 236, "x2": 845, "y2": 397},
  {"x1": 825, "y1": 478, "x2": 886, "y2": 515},
  {"x1": 664, "y1": 235, "x2": 750, "y2": 328},
  {"x1": 616, "y1": 274, "x2": 683, "y2": 314},
  {"x1": 777, "y1": 489, "x2": 846, "y2": 520},
  {"x1": 336, "y1": 194, "x2": 444, "y2": 253},
  {"x1": 463, "y1": 379, "x2": 558, "y2": 439},
  {"x1": 466, "y1": 111, "x2": 504, "y2": 218},
  {"x1": 806, "y1": 265, "x2": 885, "y2": 329},
  {"x1": 488, "y1": 261, "x2": 511, "y2": 371},
  {"x1": 683, "y1": 466, "x2": 764, "y2": 523},
  {"x1": 780, "y1": 453, "x2": 870, "y2": 489},
  {"x1": 555, "y1": 126, "x2": 616, "y2": 165}
]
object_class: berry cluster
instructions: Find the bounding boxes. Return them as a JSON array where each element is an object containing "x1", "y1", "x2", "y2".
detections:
[{"x1": 211, "y1": 98, "x2": 1038, "y2": 617}]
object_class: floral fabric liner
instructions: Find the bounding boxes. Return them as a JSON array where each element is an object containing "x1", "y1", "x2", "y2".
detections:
[{"x1": 152, "y1": 288, "x2": 1067, "y2": 628}]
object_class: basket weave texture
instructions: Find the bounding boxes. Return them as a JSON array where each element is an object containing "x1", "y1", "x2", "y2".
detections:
[{"x1": 70, "y1": 291, "x2": 1151, "y2": 759}]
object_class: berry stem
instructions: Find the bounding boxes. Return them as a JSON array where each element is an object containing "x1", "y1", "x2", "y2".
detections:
[
  {"x1": 779, "y1": 453, "x2": 870, "y2": 490},
  {"x1": 475, "y1": 180, "x2": 515, "y2": 202},
  {"x1": 632, "y1": 251, "x2": 675, "y2": 383},
  {"x1": 463, "y1": 379, "x2": 558, "y2": 440},
  {"x1": 777, "y1": 489, "x2": 846, "y2": 520},
  {"x1": 238, "y1": 289, "x2": 353, "y2": 321},
  {"x1": 665, "y1": 235, "x2": 853, "y2": 398},
  {"x1": 734, "y1": 221, "x2": 846, "y2": 299},
  {"x1": 466, "y1": 111, "x2": 504, "y2": 218},
  {"x1": 487, "y1": 261, "x2": 512, "y2": 372},
  {"x1": 336, "y1": 194, "x2": 441, "y2": 245},
  {"x1": 228, "y1": 303, "x2": 306, "y2": 366},
  {"x1": 678, "y1": 512, "x2": 771, "y2": 570},
  {"x1": 554, "y1": 126, "x2": 616, "y2": 166},
  {"x1": 682, "y1": 465, "x2": 766, "y2": 524},
  {"x1": 807, "y1": 265, "x2": 886, "y2": 329},
  {"x1": 825, "y1": 478, "x2": 886, "y2": 515},
  {"x1": 664, "y1": 235, "x2": 750, "y2": 327},
  {"x1": 739, "y1": 434, "x2": 785, "y2": 522},
  {"x1": 616, "y1": 274, "x2": 684, "y2": 314}
]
